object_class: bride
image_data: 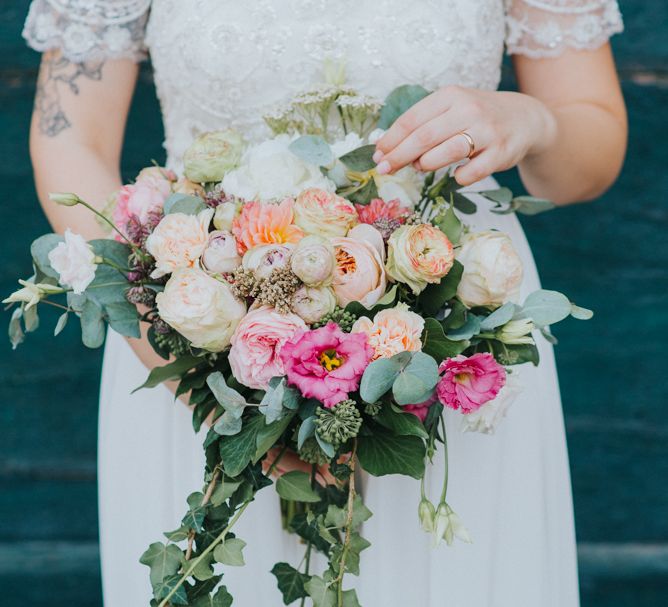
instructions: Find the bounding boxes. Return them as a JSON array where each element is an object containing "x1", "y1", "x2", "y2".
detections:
[{"x1": 23, "y1": 1, "x2": 626, "y2": 605}]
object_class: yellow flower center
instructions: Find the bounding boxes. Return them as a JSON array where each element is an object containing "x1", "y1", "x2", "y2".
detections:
[
  {"x1": 454, "y1": 373, "x2": 471, "y2": 384},
  {"x1": 319, "y1": 350, "x2": 344, "y2": 372}
]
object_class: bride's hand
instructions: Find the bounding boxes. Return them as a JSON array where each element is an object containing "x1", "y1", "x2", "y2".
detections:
[
  {"x1": 263, "y1": 447, "x2": 336, "y2": 486},
  {"x1": 373, "y1": 86, "x2": 557, "y2": 187}
]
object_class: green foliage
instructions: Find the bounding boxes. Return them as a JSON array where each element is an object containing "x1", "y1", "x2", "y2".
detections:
[
  {"x1": 421, "y1": 318, "x2": 469, "y2": 361},
  {"x1": 338, "y1": 144, "x2": 377, "y2": 172},
  {"x1": 375, "y1": 404, "x2": 429, "y2": 439},
  {"x1": 182, "y1": 492, "x2": 207, "y2": 533},
  {"x1": 304, "y1": 576, "x2": 337, "y2": 607},
  {"x1": 479, "y1": 302, "x2": 516, "y2": 331},
  {"x1": 272, "y1": 562, "x2": 311, "y2": 604},
  {"x1": 276, "y1": 471, "x2": 321, "y2": 503},
  {"x1": 135, "y1": 355, "x2": 204, "y2": 391},
  {"x1": 218, "y1": 414, "x2": 265, "y2": 476},
  {"x1": 140, "y1": 542, "x2": 184, "y2": 586},
  {"x1": 289, "y1": 135, "x2": 335, "y2": 167},
  {"x1": 164, "y1": 193, "x2": 208, "y2": 215},
  {"x1": 378, "y1": 84, "x2": 430, "y2": 129},
  {"x1": 30, "y1": 233, "x2": 63, "y2": 279},
  {"x1": 418, "y1": 260, "x2": 464, "y2": 316},
  {"x1": 392, "y1": 352, "x2": 439, "y2": 405},
  {"x1": 80, "y1": 299, "x2": 105, "y2": 348},
  {"x1": 213, "y1": 537, "x2": 246, "y2": 566},
  {"x1": 357, "y1": 424, "x2": 426, "y2": 479}
]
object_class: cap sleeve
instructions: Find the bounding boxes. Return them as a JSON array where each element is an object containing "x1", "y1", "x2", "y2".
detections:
[
  {"x1": 505, "y1": 0, "x2": 624, "y2": 58},
  {"x1": 22, "y1": 0, "x2": 151, "y2": 63}
]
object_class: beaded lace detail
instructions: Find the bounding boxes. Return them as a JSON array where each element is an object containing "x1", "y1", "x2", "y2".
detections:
[{"x1": 23, "y1": 0, "x2": 623, "y2": 166}]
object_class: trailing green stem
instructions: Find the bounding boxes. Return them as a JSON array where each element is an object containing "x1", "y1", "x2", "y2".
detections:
[
  {"x1": 439, "y1": 415, "x2": 449, "y2": 504},
  {"x1": 336, "y1": 439, "x2": 357, "y2": 607}
]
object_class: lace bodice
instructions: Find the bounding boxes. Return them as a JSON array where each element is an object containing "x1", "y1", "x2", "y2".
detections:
[{"x1": 24, "y1": 0, "x2": 623, "y2": 168}]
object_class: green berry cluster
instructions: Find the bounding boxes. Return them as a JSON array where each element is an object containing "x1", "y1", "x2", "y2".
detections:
[
  {"x1": 315, "y1": 400, "x2": 362, "y2": 447},
  {"x1": 153, "y1": 330, "x2": 190, "y2": 357},
  {"x1": 311, "y1": 307, "x2": 357, "y2": 332},
  {"x1": 298, "y1": 437, "x2": 330, "y2": 466}
]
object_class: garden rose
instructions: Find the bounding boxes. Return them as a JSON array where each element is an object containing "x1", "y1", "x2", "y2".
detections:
[
  {"x1": 290, "y1": 236, "x2": 336, "y2": 287},
  {"x1": 232, "y1": 199, "x2": 303, "y2": 255},
  {"x1": 291, "y1": 286, "x2": 337, "y2": 324},
  {"x1": 201, "y1": 230, "x2": 241, "y2": 274},
  {"x1": 331, "y1": 227, "x2": 387, "y2": 308},
  {"x1": 48, "y1": 229, "x2": 97, "y2": 294},
  {"x1": 183, "y1": 129, "x2": 245, "y2": 183},
  {"x1": 293, "y1": 188, "x2": 358, "y2": 238},
  {"x1": 280, "y1": 322, "x2": 373, "y2": 407},
  {"x1": 146, "y1": 209, "x2": 214, "y2": 278},
  {"x1": 242, "y1": 243, "x2": 294, "y2": 279},
  {"x1": 436, "y1": 353, "x2": 506, "y2": 414},
  {"x1": 386, "y1": 223, "x2": 455, "y2": 294},
  {"x1": 112, "y1": 168, "x2": 172, "y2": 230},
  {"x1": 213, "y1": 202, "x2": 239, "y2": 232},
  {"x1": 156, "y1": 267, "x2": 246, "y2": 352},
  {"x1": 222, "y1": 135, "x2": 335, "y2": 201},
  {"x1": 456, "y1": 230, "x2": 523, "y2": 308},
  {"x1": 352, "y1": 302, "x2": 424, "y2": 360},
  {"x1": 461, "y1": 372, "x2": 522, "y2": 434},
  {"x1": 229, "y1": 306, "x2": 307, "y2": 389}
]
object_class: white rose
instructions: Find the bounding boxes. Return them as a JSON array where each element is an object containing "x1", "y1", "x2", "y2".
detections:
[
  {"x1": 156, "y1": 267, "x2": 246, "y2": 352},
  {"x1": 291, "y1": 286, "x2": 337, "y2": 324},
  {"x1": 201, "y1": 230, "x2": 241, "y2": 274},
  {"x1": 146, "y1": 209, "x2": 214, "y2": 278},
  {"x1": 374, "y1": 165, "x2": 422, "y2": 208},
  {"x1": 330, "y1": 132, "x2": 364, "y2": 158},
  {"x1": 242, "y1": 243, "x2": 294, "y2": 279},
  {"x1": 460, "y1": 372, "x2": 523, "y2": 435},
  {"x1": 222, "y1": 135, "x2": 336, "y2": 202},
  {"x1": 47, "y1": 229, "x2": 98, "y2": 294},
  {"x1": 456, "y1": 230, "x2": 524, "y2": 308}
]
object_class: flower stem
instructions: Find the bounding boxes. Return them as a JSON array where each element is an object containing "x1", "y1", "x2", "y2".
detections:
[
  {"x1": 439, "y1": 415, "x2": 449, "y2": 504},
  {"x1": 336, "y1": 439, "x2": 357, "y2": 607},
  {"x1": 74, "y1": 197, "x2": 139, "y2": 250},
  {"x1": 184, "y1": 468, "x2": 221, "y2": 560}
]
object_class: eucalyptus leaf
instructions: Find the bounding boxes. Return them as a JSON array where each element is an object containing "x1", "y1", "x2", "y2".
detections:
[
  {"x1": 315, "y1": 433, "x2": 336, "y2": 458},
  {"x1": 54, "y1": 311, "x2": 69, "y2": 336},
  {"x1": 378, "y1": 84, "x2": 430, "y2": 129},
  {"x1": 338, "y1": 145, "x2": 377, "y2": 172},
  {"x1": 513, "y1": 196, "x2": 555, "y2": 216},
  {"x1": 289, "y1": 135, "x2": 335, "y2": 167},
  {"x1": 359, "y1": 352, "x2": 411, "y2": 403},
  {"x1": 570, "y1": 303, "x2": 594, "y2": 320},
  {"x1": 421, "y1": 318, "x2": 469, "y2": 360},
  {"x1": 480, "y1": 187, "x2": 513, "y2": 205},
  {"x1": 298, "y1": 415, "x2": 317, "y2": 449},
  {"x1": 207, "y1": 372, "x2": 247, "y2": 419},
  {"x1": 518, "y1": 289, "x2": 572, "y2": 327},
  {"x1": 80, "y1": 299, "x2": 105, "y2": 348},
  {"x1": 276, "y1": 471, "x2": 321, "y2": 503},
  {"x1": 164, "y1": 193, "x2": 208, "y2": 215},
  {"x1": 446, "y1": 314, "x2": 481, "y2": 340},
  {"x1": 339, "y1": 177, "x2": 378, "y2": 205},
  {"x1": 30, "y1": 233, "x2": 63, "y2": 279},
  {"x1": 23, "y1": 304, "x2": 39, "y2": 332},
  {"x1": 105, "y1": 300, "x2": 140, "y2": 338},
  {"x1": 213, "y1": 410, "x2": 243, "y2": 436},
  {"x1": 259, "y1": 377, "x2": 287, "y2": 423},
  {"x1": 452, "y1": 192, "x2": 477, "y2": 214},
  {"x1": 8, "y1": 308, "x2": 24, "y2": 349},
  {"x1": 392, "y1": 352, "x2": 439, "y2": 405},
  {"x1": 479, "y1": 302, "x2": 517, "y2": 331}
]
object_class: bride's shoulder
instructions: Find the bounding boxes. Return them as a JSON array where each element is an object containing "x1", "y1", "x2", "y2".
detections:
[
  {"x1": 504, "y1": 0, "x2": 624, "y2": 58},
  {"x1": 22, "y1": 0, "x2": 151, "y2": 63}
]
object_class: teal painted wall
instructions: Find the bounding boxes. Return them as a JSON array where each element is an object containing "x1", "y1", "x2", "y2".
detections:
[{"x1": 1, "y1": 1, "x2": 666, "y2": 605}]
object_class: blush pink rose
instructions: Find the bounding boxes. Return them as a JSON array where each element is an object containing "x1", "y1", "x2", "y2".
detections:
[
  {"x1": 436, "y1": 353, "x2": 506, "y2": 414},
  {"x1": 229, "y1": 306, "x2": 307, "y2": 390},
  {"x1": 280, "y1": 322, "x2": 373, "y2": 408},
  {"x1": 112, "y1": 166, "x2": 174, "y2": 232}
]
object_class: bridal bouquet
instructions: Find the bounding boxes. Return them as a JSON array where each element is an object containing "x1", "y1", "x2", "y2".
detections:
[{"x1": 5, "y1": 83, "x2": 591, "y2": 606}]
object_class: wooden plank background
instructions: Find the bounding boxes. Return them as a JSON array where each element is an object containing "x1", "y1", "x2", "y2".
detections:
[{"x1": 1, "y1": 1, "x2": 666, "y2": 605}]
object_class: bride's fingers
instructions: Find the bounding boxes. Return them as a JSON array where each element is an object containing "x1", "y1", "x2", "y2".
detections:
[
  {"x1": 375, "y1": 113, "x2": 466, "y2": 175},
  {"x1": 453, "y1": 150, "x2": 498, "y2": 186},
  {"x1": 415, "y1": 129, "x2": 487, "y2": 172},
  {"x1": 374, "y1": 89, "x2": 453, "y2": 159}
]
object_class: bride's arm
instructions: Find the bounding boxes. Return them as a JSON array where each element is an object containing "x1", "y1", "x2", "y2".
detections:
[
  {"x1": 30, "y1": 50, "x2": 182, "y2": 393},
  {"x1": 372, "y1": 44, "x2": 627, "y2": 205}
]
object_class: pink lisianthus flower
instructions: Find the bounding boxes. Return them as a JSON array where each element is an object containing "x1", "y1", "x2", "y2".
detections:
[
  {"x1": 436, "y1": 353, "x2": 506, "y2": 414},
  {"x1": 403, "y1": 394, "x2": 437, "y2": 422},
  {"x1": 280, "y1": 322, "x2": 373, "y2": 408},
  {"x1": 355, "y1": 198, "x2": 406, "y2": 225}
]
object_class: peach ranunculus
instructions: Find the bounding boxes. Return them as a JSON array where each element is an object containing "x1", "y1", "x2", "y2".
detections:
[
  {"x1": 351, "y1": 302, "x2": 425, "y2": 360},
  {"x1": 229, "y1": 306, "x2": 308, "y2": 390},
  {"x1": 386, "y1": 223, "x2": 455, "y2": 295},
  {"x1": 331, "y1": 225, "x2": 387, "y2": 308},
  {"x1": 146, "y1": 208, "x2": 214, "y2": 278},
  {"x1": 232, "y1": 198, "x2": 304, "y2": 255},
  {"x1": 293, "y1": 188, "x2": 358, "y2": 238}
]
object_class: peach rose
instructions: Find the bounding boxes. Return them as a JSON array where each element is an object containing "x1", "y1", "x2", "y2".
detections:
[
  {"x1": 351, "y1": 302, "x2": 424, "y2": 360},
  {"x1": 229, "y1": 306, "x2": 308, "y2": 389},
  {"x1": 293, "y1": 188, "x2": 358, "y2": 238},
  {"x1": 146, "y1": 209, "x2": 214, "y2": 278},
  {"x1": 386, "y1": 224, "x2": 455, "y2": 294},
  {"x1": 232, "y1": 198, "x2": 304, "y2": 255},
  {"x1": 331, "y1": 226, "x2": 387, "y2": 308}
]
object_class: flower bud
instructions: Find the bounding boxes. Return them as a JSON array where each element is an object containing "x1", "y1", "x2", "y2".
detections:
[
  {"x1": 213, "y1": 202, "x2": 238, "y2": 232},
  {"x1": 433, "y1": 502, "x2": 471, "y2": 546},
  {"x1": 3, "y1": 279, "x2": 63, "y2": 309},
  {"x1": 290, "y1": 235, "x2": 336, "y2": 287},
  {"x1": 495, "y1": 318, "x2": 535, "y2": 345},
  {"x1": 201, "y1": 230, "x2": 241, "y2": 274},
  {"x1": 418, "y1": 498, "x2": 436, "y2": 533},
  {"x1": 183, "y1": 129, "x2": 245, "y2": 183},
  {"x1": 49, "y1": 192, "x2": 82, "y2": 207},
  {"x1": 243, "y1": 244, "x2": 293, "y2": 280},
  {"x1": 291, "y1": 286, "x2": 336, "y2": 324}
]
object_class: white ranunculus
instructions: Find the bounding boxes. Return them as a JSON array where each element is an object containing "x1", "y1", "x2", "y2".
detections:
[
  {"x1": 456, "y1": 230, "x2": 524, "y2": 308},
  {"x1": 460, "y1": 372, "x2": 523, "y2": 435},
  {"x1": 201, "y1": 230, "x2": 241, "y2": 274},
  {"x1": 47, "y1": 229, "x2": 98, "y2": 294},
  {"x1": 146, "y1": 209, "x2": 214, "y2": 278},
  {"x1": 213, "y1": 202, "x2": 238, "y2": 231},
  {"x1": 242, "y1": 243, "x2": 294, "y2": 279},
  {"x1": 330, "y1": 132, "x2": 364, "y2": 158},
  {"x1": 222, "y1": 135, "x2": 336, "y2": 202},
  {"x1": 290, "y1": 235, "x2": 336, "y2": 287},
  {"x1": 374, "y1": 165, "x2": 422, "y2": 208},
  {"x1": 291, "y1": 286, "x2": 337, "y2": 324},
  {"x1": 156, "y1": 267, "x2": 246, "y2": 352}
]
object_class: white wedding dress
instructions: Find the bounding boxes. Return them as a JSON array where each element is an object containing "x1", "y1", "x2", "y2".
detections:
[{"x1": 24, "y1": 1, "x2": 623, "y2": 605}]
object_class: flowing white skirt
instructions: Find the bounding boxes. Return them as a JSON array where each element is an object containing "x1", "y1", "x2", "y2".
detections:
[{"x1": 98, "y1": 179, "x2": 580, "y2": 607}]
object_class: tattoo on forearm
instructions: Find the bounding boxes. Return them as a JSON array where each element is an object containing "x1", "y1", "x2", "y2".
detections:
[{"x1": 35, "y1": 53, "x2": 104, "y2": 137}]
